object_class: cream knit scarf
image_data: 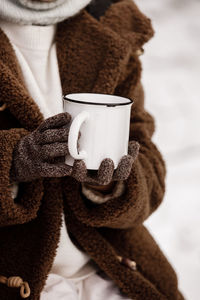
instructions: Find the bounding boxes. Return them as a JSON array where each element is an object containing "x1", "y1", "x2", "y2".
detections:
[{"x1": 0, "y1": 0, "x2": 92, "y2": 25}]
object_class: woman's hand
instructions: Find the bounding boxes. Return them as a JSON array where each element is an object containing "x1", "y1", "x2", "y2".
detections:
[
  {"x1": 10, "y1": 113, "x2": 73, "y2": 182},
  {"x1": 71, "y1": 141, "x2": 140, "y2": 185}
]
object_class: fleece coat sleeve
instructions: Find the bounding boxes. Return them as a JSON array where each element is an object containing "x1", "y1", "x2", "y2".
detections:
[{"x1": 0, "y1": 129, "x2": 44, "y2": 227}]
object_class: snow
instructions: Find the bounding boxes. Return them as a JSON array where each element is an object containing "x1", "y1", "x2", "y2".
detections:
[{"x1": 133, "y1": 0, "x2": 200, "y2": 299}]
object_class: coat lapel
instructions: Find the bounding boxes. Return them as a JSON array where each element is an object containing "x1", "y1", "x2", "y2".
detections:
[
  {"x1": 55, "y1": 0, "x2": 154, "y2": 97},
  {"x1": 0, "y1": 29, "x2": 44, "y2": 131},
  {"x1": 56, "y1": 10, "x2": 132, "y2": 96}
]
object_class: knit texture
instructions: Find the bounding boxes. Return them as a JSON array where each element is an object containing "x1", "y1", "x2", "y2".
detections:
[
  {"x1": 0, "y1": 0, "x2": 92, "y2": 25},
  {"x1": 0, "y1": 1, "x2": 184, "y2": 299},
  {"x1": 10, "y1": 113, "x2": 72, "y2": 182},
  {"x1": 19, "y1": 0, "x2": 67, "y2": 10},
  {"x1": 71, "y1": 140, "x2": 140, "y2": 185}
]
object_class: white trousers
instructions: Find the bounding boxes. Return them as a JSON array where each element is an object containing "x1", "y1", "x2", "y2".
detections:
[{"x1": 40, "y1": 271, "x2": 131, "y2": 300}]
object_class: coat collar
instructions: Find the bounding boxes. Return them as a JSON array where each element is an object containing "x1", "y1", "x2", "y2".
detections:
[
  {"x1": 0, "y1": 0, "x2": 153, "y2": 131},
  {"x1": 55, "y1": 10, "x2": 132, "y2": 96}
]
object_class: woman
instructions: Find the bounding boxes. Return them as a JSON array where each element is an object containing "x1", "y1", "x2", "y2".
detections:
[{"x1": 0, "y1": 0, "x2": 184, "y2": 299}]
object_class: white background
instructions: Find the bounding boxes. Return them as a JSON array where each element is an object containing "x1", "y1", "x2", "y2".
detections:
[{"x1": 134, "y1": 0, "x2": 200, "y2": 299}]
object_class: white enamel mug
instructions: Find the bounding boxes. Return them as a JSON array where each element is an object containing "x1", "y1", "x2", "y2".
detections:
[{"x1": 63, "y1": 93, "x2": 133, "y2": 170}]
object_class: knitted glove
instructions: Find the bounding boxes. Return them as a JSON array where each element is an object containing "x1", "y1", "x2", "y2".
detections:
[
  {"x1": 10, "y1": 113, "x2": 73, "y2": 182},
  {"x1": 71, "y1": 141, "x2": 140, "y2": 185}
]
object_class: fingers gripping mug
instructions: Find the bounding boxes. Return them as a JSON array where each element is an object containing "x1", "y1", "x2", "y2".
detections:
[{"x1": 63, "y1": 93, "x2": 133, "y2": 170}]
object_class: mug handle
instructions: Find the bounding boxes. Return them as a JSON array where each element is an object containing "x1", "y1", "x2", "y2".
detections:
[{"x1": 68, "y1": 111, "x2": 90, "y2": 159}]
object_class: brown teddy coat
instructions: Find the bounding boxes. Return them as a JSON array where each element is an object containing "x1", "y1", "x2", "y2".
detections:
[{"x1": 0, "y1": 0, "x2": 184, "y2": 299}]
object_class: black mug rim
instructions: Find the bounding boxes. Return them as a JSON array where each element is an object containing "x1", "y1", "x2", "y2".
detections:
[{"x1": 63, "y1": 93, "x2": 133, "y2": 107}]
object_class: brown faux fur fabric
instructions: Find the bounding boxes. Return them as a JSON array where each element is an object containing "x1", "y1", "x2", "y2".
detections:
[{"x1": 0, "y1": 1, "x2": 184, "y2": 299}]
